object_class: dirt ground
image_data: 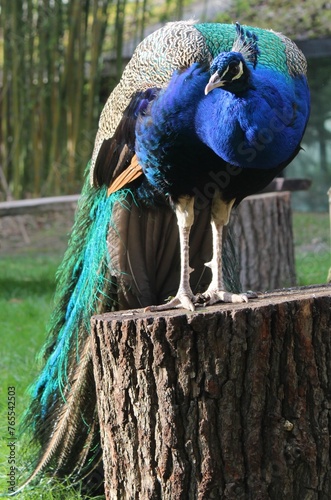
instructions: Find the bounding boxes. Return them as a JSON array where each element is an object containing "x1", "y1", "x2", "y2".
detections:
[{"x1": 0, "y1": 208, "x2": 76, "y2": 256}]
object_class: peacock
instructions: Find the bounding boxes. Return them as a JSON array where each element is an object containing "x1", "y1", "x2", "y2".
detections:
[{"x1": 17, "y1": 20, "x2": 310, "y2": 496}]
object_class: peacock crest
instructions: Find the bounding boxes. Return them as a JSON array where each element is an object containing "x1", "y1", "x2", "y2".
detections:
[{"x1": 232, "y1": 22, "x2": 260, "y2": 68}]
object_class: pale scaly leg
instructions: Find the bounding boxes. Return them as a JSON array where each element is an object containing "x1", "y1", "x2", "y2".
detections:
[
  {"x1": 202, "y1": 195, "x2": 248, "y2": 305},
  {"x1": 147, "y1": 196, "x2": 196, "y2": 311}
]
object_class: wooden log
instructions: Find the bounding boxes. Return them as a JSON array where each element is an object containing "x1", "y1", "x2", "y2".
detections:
[
  {"x1": 90, "y1": 284, "x2": 331, "y2": 500},
  {"x1": 260, "y1": 177, "x2": 312, "y2": 193},
  {"x1": 0, "y1": 194, "x2": 79, "y2": 216},
  {"x1": 230, "y1": 191, "x2": 296, "y2": 291}
]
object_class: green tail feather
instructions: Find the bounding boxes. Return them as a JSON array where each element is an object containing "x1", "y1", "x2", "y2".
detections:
[{"x1": 20, "y1": 164, "x2": 131, "y2": 488}]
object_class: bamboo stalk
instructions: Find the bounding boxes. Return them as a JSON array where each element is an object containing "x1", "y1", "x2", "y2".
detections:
[
  {"x1": 70, "y1": 2, "x2": 89, "y2": 189},
  {"x1": 33, "y1": 1, "x2": 48, "y2": 196},
  {"x1": 53, "y1": 0, "x2": 65, "y2": 195},
  {"x1": 64, "y1": 0, "x2": 80, "y2": 187},
  {"x1": 115, "y1": 0, "x2": 128, "y2": 81},
  {"x1": 11, "y1": 0, "x2": 23, "y2": 198},
  {"x1": 47, "y1": 0, "x2": 62, "y2": 195},
  {"x1": 85, "y1": 0, "x2": 109, "y2": 133},
  {"x1": 1, "y1": 0, "x2": 10, "y2": 188},
  {"x1": 327, "y1": 188, "x2": 331, "y2": 283},
  {"x1": 2, "y1": 0, "x2": 180, "y2": 198},
  {"x1": 24, "y1": 0, "x2": 35, "y2": 193}
]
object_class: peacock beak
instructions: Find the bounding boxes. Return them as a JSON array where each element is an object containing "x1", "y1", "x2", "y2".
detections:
[{"x1": 204, "y1": 72, "x2": 225, "y2": 95}]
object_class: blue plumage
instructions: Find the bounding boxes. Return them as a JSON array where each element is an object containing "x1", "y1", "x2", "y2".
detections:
[
  {"x1": 131, "y1": 23, "x2": 310, "y2": 313},
  {"x1": 197, "y1": 65, "x2": 309, "y2": 169},
  {"x1": 33, "y1": 185, "x2": 113, "y2": 413},
  {"x1": 18, "y1": 21, "x2": 310, "y2": 497},
  {"x1": 135, "y1": 50, "x2": 309, "y2": 203}
]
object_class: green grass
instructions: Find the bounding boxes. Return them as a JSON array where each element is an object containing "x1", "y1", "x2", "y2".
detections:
[
  {"x1": 1, "y1": 479, "x2": 94, "y2": 500},
  {"x1": 0, "y1": 211, "x2": 330, "y2": 498},
  {"x1": 292, "y1": 212, "x2": 330, "y2": 285},
  {"x1": 0, "y1": 255, "x2": 59, "y2": 397},
  {"x1": 0, "y1": 254, "x2": 105, "y2": 499},
  {"x1": 1, "y1": 256, "x2": 52, "y2": 495},
  {"x1": 0, "y1": 255, "x2": 98, "y2": 499}
]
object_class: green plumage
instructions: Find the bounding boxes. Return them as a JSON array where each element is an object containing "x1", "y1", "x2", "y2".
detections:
[
  {"x1": 19, "y1": 170, "x2": 133, "y2": 494},
  {"x1": 195, "y1": 23, "x2": 286, "y2": 72},
  {"x1": 194, "y1": 22, "x2": 307, "y2": 78}
]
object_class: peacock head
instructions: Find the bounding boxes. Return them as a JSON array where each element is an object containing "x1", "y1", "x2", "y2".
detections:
[
  {"x1": 205, "y1": 52, "x2": 251, "y2": 95},
  {"x1": 205, "y1": 22, "x2": 260, "y2": 96}
]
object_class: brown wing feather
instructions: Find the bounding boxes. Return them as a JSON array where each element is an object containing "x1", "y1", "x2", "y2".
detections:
[
  {"x1": 15, "y1": 339, "x2": 99, "y2": 494},
  {"x1": 93, "y1": 88, "x2": 160, "y2": 189}
]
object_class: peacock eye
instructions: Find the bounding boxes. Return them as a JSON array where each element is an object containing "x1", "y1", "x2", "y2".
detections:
[{"x1": 229, "y1": 64, "x2": 240, "y2": 76}]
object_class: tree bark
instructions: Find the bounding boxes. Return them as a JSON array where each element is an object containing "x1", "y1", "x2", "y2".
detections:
[
  {"x1": 230, "y1": 191, "x2": 296, "y2": 291},
  {"x1": 90, "y1": 284, "x2": 331, "y2": 500}
]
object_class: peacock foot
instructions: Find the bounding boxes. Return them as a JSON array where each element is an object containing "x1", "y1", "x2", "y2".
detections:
[
  {"x1": 145, "y1": 291, "x2": 196, "y2": 312},
  {"x1": 197, "y1": 289, "x2": 250, "y2": 306}
]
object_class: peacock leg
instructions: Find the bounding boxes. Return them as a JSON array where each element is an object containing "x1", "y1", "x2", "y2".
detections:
[
  {"x1": 202, "y1": 194, "x2": 248, "y2": 305},
  {"x1": 147, "y1": 196, "x2": 196, "y2": 311}
]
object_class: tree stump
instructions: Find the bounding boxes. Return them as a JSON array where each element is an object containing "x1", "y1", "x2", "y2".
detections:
[
  {"x1": 90, "y1": 285, "x2": 331, "y2": 500},
  {"x1": 230, "y1": 191, "x2": 296, "y2": 291}
]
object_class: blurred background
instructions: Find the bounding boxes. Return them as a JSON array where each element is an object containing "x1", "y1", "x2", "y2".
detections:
[
  {"x1": 0, "y1": 0, "x2": 330, "y2": 208},
  {"x1": 1, "y1": 0, "x2": 330, "y2": 278},
  {"x1": 0, "y1": 3, "x2": 330, "y2": 498}
]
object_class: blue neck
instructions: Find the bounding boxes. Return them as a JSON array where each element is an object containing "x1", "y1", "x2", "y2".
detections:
[{"x1": 195, "y1": 67, "x2": 309, "y2": 169}]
